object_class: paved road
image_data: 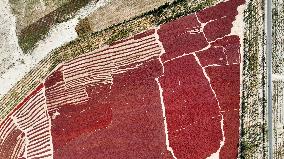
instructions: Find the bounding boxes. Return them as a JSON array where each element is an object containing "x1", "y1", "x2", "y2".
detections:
[{"x1": 266, "y1": 0, "x2": 273, "y2": 158}]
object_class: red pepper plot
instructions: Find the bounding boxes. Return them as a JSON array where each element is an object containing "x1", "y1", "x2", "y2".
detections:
[{"x1": 0, "y1": 0, "x2": 244, "y2": 158}]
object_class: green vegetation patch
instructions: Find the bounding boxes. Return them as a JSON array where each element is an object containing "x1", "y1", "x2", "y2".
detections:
[
  {"x1": 240, "y1": 0, "x2": 267, "y2": 158},
  {"x1": 15, "y1": 0, "x2": 95, "y2": 53}
]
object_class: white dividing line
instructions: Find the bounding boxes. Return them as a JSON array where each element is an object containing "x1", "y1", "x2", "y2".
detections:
[
  {"x1": 9, "y1": 87, "x2": 53, "y2": 159},
  {"x1": 216, "y1": 46, "x2": 229, "y2": 65},
  {"x1": 64, "y1": 34, "x2": 155, "y2": 66},
  {"x1": 195, "y1": 13, "x2": 210, "y2": 43},
  {"x1": 11, "y1": 134, "x2": 25, "y2": 159},
  {"x1": 42, "y1": 85, "x2": 54, "y2": 159},
  {"x1": 204, "y1": 64, "x2": 223, "y2": 68},
  {"x1": 0, "y1": 118, "x2": 14, "y2": 142},
  {"x1": 155, "y1": 78, "x2": 177, "y2": 159},
  {"x1": 153, "y1": 27, "x2": 166, "y2": 74},
  {"x1": 193, "y1": 53, "x2": 225, "y2": 159},
  {"x1": 9, "y1": 115, "x2": 28, "y2": 159},
  {"x1": 163, "y1": 44, "x2": 211, "y2": 64},
  {"x1": 154, "y1": 27, "x2": 177, "y2": 159},
  {"x1": 61, "y1": 31, "x2": 160, "y2": 88},
  {"x1": 154, "y1": 26, "x2": 166, "y2": 55}
]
